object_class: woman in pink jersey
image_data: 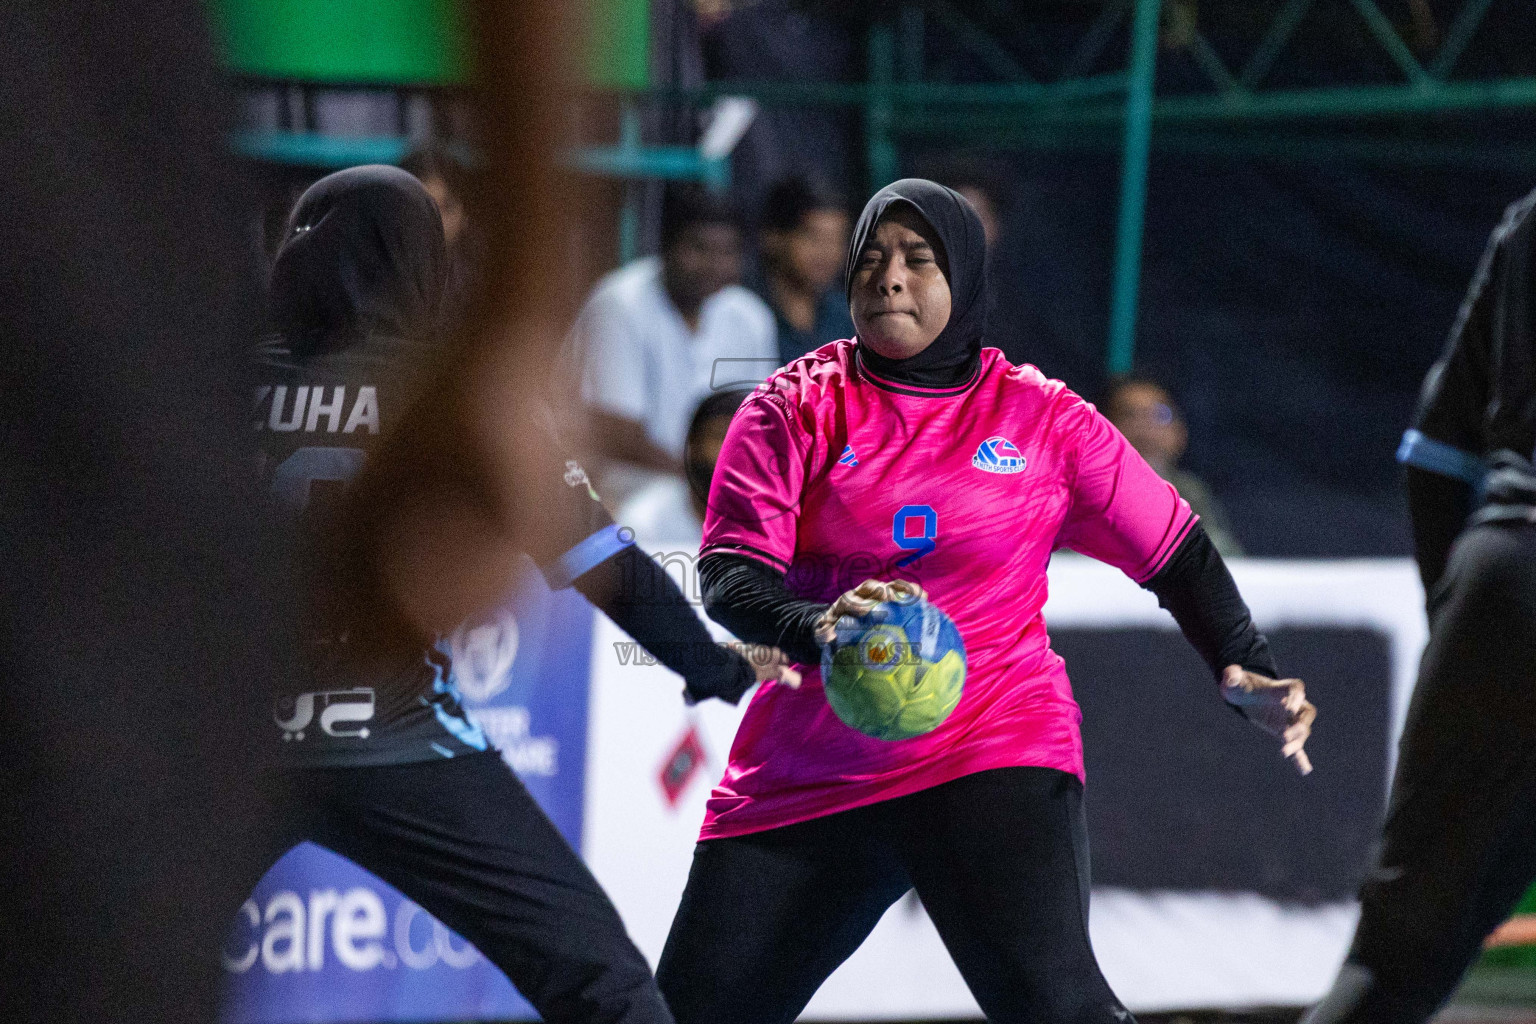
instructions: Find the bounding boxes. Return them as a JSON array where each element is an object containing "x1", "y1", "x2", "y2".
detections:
[{"x1": 655, "y1": 179, "x2": 1316, "y2": 1024}]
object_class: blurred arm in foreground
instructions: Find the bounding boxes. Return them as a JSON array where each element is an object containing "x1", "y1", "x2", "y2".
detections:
[{"x1": 356, "y1": 3, "x2": 591, "y2": 637}]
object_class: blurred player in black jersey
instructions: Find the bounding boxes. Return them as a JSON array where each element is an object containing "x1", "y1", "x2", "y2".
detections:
[
  {"x1": 1304, "y1": 189, "x2": 1536, "y2": 1024},
  {"x1": 246, "y1": 165, "x2": 794, "y2": 1024}
]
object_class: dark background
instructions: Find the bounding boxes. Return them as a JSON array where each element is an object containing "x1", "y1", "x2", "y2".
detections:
[{"x1": 963, "y1": 154, "x2": 1525, "y2": 557}]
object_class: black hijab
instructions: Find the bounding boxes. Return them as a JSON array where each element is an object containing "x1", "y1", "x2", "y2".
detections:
[
  {"x1": 268, "y1": 164, "x2": 446, "y2": 359},
  {"x1": 843, "y1": 178, "x2": 989, "y2": 388}
]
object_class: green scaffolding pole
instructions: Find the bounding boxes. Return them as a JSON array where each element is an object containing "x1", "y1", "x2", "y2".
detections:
[
  {"x1": 618, "y1": 103, "x2": 642, "y2": 264},
  {"x1": 1106, "y1": 0, "x2": 1163, "y2": 377},
  {"x1": 866, "y1": 22, "x2": 899, "y2": 196},
  {"x1": 596, "y1": 0, "x2": 1526, "y2": 375}
]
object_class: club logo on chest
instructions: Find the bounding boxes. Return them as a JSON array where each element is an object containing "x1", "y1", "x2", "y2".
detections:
[{"x1": 971, "y1": 436, "x2": 1027, "y2": 475}]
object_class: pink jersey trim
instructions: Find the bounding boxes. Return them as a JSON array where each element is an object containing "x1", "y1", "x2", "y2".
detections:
[
  {"x1": 698, "y1": 540, "x2": 792, "y2": 571},
  {"x1": 855, "y1": 350, "x2": 984, "y2": 397},
  {"x1": 1136, "y1": 508, "x2": 1201, "y2": 583}
]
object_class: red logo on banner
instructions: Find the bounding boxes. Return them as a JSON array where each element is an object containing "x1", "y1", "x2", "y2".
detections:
[{"x1": 658, "y1": 725, "x2": 708, "y2": 808}]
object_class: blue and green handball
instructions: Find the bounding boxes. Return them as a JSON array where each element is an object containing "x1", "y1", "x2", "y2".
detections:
[{"x1": 820, "y1": 596, "x2": 967, "y2": 741}]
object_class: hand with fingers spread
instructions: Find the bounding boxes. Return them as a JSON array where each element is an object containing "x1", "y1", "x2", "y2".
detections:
[
  {"x1": 813, "y1": 579, "x2": 928, "y2": 647},
  {"x1": 1220, "y1": 665, "x2": 1317, "y2": 775}
]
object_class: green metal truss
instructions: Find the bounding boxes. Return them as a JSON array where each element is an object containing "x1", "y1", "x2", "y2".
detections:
[{"x1": 634, "y1": 0, "x2": 1531, "y2": 372}]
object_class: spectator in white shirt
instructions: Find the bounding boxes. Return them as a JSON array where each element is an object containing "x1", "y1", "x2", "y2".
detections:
[{"x1": 572, "y1": 185, "x2": 777, "y2": 503}]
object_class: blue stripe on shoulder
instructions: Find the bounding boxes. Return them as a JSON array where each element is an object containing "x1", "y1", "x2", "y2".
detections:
[
  {"x1": 544, "y1": 523, "x2": 634, "y2": 590},
  {"x1": 1396, "y1": 429, "x2": 1487, "y2": 487}
]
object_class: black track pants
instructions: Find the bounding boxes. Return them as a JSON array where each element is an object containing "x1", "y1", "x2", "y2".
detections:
[
  {"x1": 656, "y1": 765, "x2": 1132, "y2": 1024},
  {"x1": 1305, "y1": 521, "x2": 1536, "y2": 1024},
  {"x1": 248, "y1": 751, "x2": 672, "y2": 1024}
]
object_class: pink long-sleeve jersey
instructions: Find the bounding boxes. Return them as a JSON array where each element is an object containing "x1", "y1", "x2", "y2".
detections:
[{"x1": 698, "y1": 342, "x2": 1195, "y2": 840}]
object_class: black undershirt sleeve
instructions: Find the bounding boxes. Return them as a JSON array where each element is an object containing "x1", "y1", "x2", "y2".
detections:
[
  {"x1": 697, "y1": 526, "x2": 1273, "y2": 686},
  {"x1": 1141, "y1": 522, "x2": 1278, "y2": 681},
  {"x1": 574, "y1": 544, "x2": 756, "y2": 705},
  {"x1": 697, "y1": 553, "x2": 828, "y2": 667}
]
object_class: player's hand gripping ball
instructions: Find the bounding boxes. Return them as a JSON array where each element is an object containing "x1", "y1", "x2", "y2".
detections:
[{"x1": 815, "y1": 580, "x2": 967, "y2": 741}]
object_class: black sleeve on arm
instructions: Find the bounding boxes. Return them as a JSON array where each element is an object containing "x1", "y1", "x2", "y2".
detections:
[
  {"x1": 698, "y1": 553, "x2": 829, "y2": 667},
  {"x1": 1141, "y1": 522, "x2": 1277, "y2": 681},
  {"x1": 573, "y1": 544, "x2": 756, "y2": 705},
  {"x1": 522, "y1": 425, "x2": 752, "y2": 703}
]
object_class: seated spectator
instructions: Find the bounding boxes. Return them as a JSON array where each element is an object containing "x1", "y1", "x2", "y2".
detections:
[
  {"x1": 1102, "y1": 376, "x2": 1245, "y2": 557},
  {"x1": 926, "y1": 156, "x2": 1007, "y2": 252},
  {"x1": 929, "y1": 157, "x2": 1098, "y2": 385},
  {"x1": 401, "y1": 143, "x2": 468, "y2": 246},
  {"x1": 572, "y1": 185, "x2": 776, "y2": 504},
  {"x1": 616, "y1": 387, "x2": 752, "y2": 551},
  {"x1": 753, "y1": 176, "x2": 853, "y2": 365},
  {"x1": 400, "y1": 142, "x2": 478, "y2": 324},
  {"x1": 955, "y1": 179, "x2": 1002, "y2": 252}
]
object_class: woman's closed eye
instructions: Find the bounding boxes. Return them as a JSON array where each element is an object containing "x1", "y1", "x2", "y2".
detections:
[{"x1": 903, "y1": 242, "x2": 937, "y2": 266}]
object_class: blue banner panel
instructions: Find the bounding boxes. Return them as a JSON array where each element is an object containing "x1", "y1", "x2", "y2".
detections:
[
  {"x1": 448, "y1": 575, "x2": 596, "y2": 849},
  {"x1": 222, "y1": 844, "x2": 531, "y2": 1023},
  {"x1": 224, "y1": 570, "x2": 595, "y2": 1023}
]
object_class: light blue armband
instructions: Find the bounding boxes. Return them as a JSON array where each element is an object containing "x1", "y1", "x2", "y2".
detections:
[
  {"x1": 1396, "y1": 429, "x2": 1488, "y2": 488},
  {"x1": 544, "y1": 524, "x2": 634, "y2": 590}
]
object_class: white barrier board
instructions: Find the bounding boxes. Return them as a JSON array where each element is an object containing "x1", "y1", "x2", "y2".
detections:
[{"x1": 583, "y1": 553, "x2": 1426, "y2": 1018}]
